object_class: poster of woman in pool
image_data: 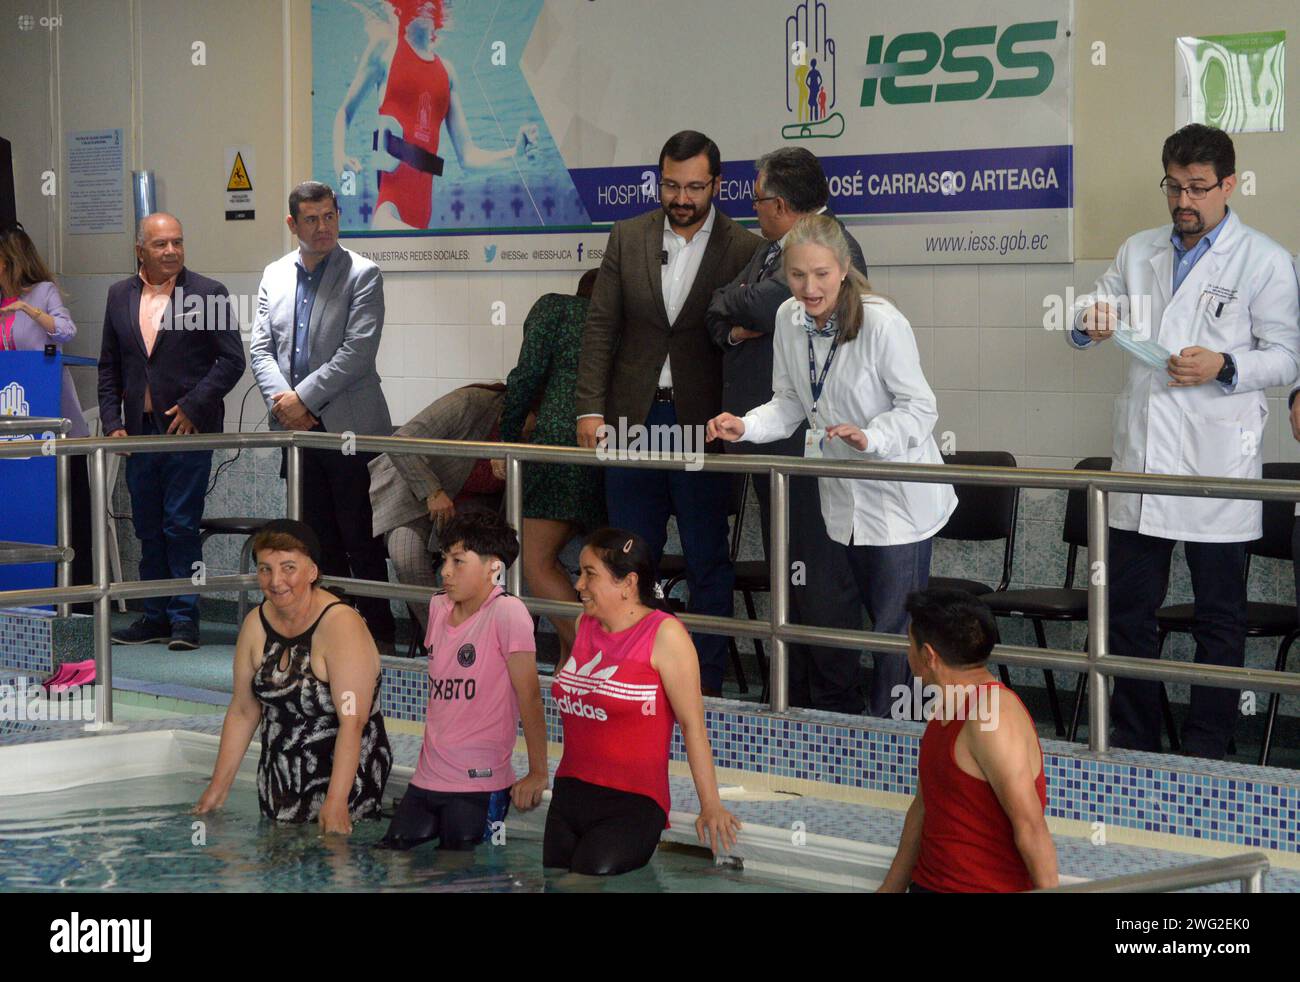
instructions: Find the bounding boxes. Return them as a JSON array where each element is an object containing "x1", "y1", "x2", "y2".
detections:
[{"x1": 313, "y1": 0, "x2": 589, "y2": 232}]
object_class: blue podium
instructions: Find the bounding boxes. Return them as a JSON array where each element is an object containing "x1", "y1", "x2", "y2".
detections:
[{"x1": 0, "y1": 350, "x2": 63, "y2": 596}]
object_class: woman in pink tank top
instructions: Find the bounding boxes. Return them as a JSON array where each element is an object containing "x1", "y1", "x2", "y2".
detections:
[{"x1": 544, "y1": 528, "x2": 742, "y2": 875}]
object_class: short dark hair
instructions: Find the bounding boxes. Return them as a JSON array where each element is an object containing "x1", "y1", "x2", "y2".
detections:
[
  {"x1": 658, "y1": 130, "x2": 721, "y2": 179},
  {"x1": 1161, "y1": 124, "x2": 1236, "y2": 181},
  {"x1": 582, "y1": 528, "x2": 669, "y2": 611},
  {"x1": 289, "y1": 181, "x2": 339, "y2": 220},
  {"x1": 755, "y1": 147, "x2": 829, "y2": 213},
  {"x1": 905, "y1": 589, "x2": 1000, "y2": 668},
  {"x1": 441, "y1": 511, "x2": 520, "y2": 568}
]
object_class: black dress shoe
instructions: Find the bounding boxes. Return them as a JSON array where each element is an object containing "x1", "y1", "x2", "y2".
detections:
[
  {"x1": 111, "y1": 618, "x2": 171, "y2": 645},
  {"x1": 168, "y1": 621, "x2": 201, "y2": 651}
]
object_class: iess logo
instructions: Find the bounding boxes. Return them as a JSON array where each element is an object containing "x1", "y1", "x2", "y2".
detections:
[{"x1": 861, "y1": 21, "x2": 1058, "y2": 107}]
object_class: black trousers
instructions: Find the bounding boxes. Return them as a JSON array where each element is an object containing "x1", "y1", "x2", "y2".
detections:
[
  {"x1": 288, "y1": 446, "x2": 396, "y2": 641},
  {"x1": 746, "y1": 427, "x2": 866, "y2": 714},
  {"x1": 69, "y1": 455, "x2": 93, "y2": 613},
  {"x1": 1108, "y1": 528, "x2": 1247, "y2": 759}
]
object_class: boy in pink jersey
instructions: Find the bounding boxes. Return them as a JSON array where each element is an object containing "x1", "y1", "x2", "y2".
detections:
[{"x1": 380, "y1": 512, "x2": 548, "y2": 850}]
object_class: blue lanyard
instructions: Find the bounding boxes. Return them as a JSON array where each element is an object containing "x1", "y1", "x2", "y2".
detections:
[{"x1": 807, "y1": 333, "x2": 840, "y2": 422}]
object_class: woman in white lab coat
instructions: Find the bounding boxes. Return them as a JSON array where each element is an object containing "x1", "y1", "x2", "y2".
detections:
[{"x1": 708, "y1": 214, "x2": 956, "y2": 717}]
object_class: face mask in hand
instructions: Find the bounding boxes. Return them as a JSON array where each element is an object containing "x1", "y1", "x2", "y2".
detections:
[{"x1": 1111, "y1": 320, "x2": 1173, "y2": 370}]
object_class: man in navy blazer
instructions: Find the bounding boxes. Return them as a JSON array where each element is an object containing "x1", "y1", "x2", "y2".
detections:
[{"x1": 98, "y1": 212, "x2": 245, "y2": 650}]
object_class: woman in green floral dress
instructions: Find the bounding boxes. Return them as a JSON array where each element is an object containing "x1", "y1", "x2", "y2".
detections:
[{"x1": 501, "y1": 270, "x2": 605, "y2": 660}]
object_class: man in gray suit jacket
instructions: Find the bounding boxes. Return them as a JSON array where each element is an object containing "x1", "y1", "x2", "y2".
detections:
[
  {"x1": 576, "y1": 131, "x2": 763, "y2": 694},
  {"x1": 706, "y1": 148, "x2": 869, "y2": 714},
  {"x1": 250, "y1": 181, "x2": 396, "y2": 642}
]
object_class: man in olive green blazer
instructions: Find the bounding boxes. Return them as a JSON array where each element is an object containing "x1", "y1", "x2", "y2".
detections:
[{"x1": 575, "y1": 130, "x2": 763, "y2": 694}]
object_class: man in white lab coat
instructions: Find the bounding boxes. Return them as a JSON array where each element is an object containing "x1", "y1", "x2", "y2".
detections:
[{"x1": 1070, "y1": 124, "x2": 1300, "y2": 759}]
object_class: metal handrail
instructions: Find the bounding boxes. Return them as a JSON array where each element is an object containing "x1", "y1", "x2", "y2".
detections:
[
  {"x1": 1037, "y1": 852, "x2": 1269, "y2": 893},
  {"x1": 0, "y1": 416, "x2": 73, "y2": 616},
  {"x1": 0, "y1": 416, "x2": 68, "y2": 434},
  {"x1": 2, "y1": 429, "x2": 1300, "y2": 744}
]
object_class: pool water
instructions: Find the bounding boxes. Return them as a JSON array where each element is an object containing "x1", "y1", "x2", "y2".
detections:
[{"x1": 0, "y1": 774, "x2": 821, "y2": 893}]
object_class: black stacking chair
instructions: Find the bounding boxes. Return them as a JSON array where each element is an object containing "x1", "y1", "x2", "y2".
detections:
[
  {"x1": 932, "y1": 450, "x2": 1021, "y2": 596},
  {"x1": 980, "y1": 458, "x2": 1162, "y2": 743},
  {"x1": 660, "y1": 474, "x2": 763, "y2": 695},
  {"x1": 199, "y1": 516, "x2": 273, "y2": 624},
  {"x1": 993, "y1": 458, "x2": 1174, "y2": 746},
  {"x1": 927, "y1": 451, "x2": 1024, "y2": 700},
  {"x1": 1154, "y1": 461, "x2": 1300, "y2": 766}
]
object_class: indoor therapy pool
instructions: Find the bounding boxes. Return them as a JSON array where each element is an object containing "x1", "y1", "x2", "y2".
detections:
[{"x1": 0, "y1": 730, "x2": 858, "y2": 893}]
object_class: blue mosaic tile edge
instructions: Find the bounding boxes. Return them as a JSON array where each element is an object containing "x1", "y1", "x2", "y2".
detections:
[{"x1": 377, "y1": 661, "x2": 1300, "y2": 856}]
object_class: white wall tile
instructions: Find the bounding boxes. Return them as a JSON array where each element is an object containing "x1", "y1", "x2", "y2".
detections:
[
  {"x1": 465, "y1": 271, "x2": 502, "y2": 329},
  {"x1": 932, "y1": 266, "x2": 979, "y2": 328},
  {"x1": 978, "y1": 264, "x2": 1027, "y2": 327},
  {"x1": 1025, "y1": 327, "x2": 1074, "y2": 393},
  {"x1": 979, "y1": 391, "x2": 1026, "y2": 455},
  {"x1": 381, "y1": 379, "x2": 406, "y2": 425},
  {"x1": 1072, "y1": 260, "x2": 1112, "y2": 294},
  {"x1": 429, "y1": 273, "x2": 469, "y2": 325},
  {"x1": 1025, "y1": 392, "x2": 1074, "y2": 457},
  {"x1": 468, "y1": 324, "x2": 505, "y2": 380},
  {"x1": 935, "y1": 390, "x2": 979, "y2": 452},
  {"x1": 912, "y1": 327, "x2": 934, "y2": 380},
  {"x1": 888, "y1": 266, "x2": 934, "y2": 328},
  {"x1": 931, "y1": 325, "x2": 980, "y2": 389},
  {"x1": 1072, "y1": 337, "x2": 1127, "y2": 393},
  {"x1": 402, "y1": 324, "x2": 438, "y2": 378},
  {"x1": 1025, "y1": 263, "x2": 1074, "y2": 329},
  {"x1": 434, "y1": 324, "x2": 472, "y2": 378},
  {"x1": 979, "y1": 328, "x2": 1027, "y2": 391},
  {"x1": 1072, "y1": 393, "x2": 1116, "y2": 459},
  {"x1": 497, "y1": 271, "x2": 542, "y2": 326},
  {"x1": 376, "y1": 324, "x2": 407, "y2": 379},
  {"x1": 403, "y1": 379, "x2": 436, "y2": 421},
  {"x1": 384, "y1": 271, "x2": 437, "y2": 325}
]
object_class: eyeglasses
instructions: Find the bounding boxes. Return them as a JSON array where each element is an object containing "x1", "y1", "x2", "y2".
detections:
[
  {"x1": 1159, "y1": 178, "x2": 1225, "y2": 200},
  {"x1": 752, "y1": 194, "x2": 779, "y2": 206},
  {"x1": 660, "y1": 180, "x2": 714, "y2": 197}
]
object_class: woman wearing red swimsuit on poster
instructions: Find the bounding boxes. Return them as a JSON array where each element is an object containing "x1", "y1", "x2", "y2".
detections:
[{"x1": 332, "y1": 0, "x2": 539, "y2": 230}]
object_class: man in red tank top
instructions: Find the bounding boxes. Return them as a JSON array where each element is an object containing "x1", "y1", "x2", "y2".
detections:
[{"x1": 879, "y1": 590, "x2": 1058, "y2": 893}]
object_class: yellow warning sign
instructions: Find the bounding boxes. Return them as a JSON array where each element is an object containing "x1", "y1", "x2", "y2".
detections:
[{"x1": 226, "y1": 152, "x2": 252, "y2": 192}]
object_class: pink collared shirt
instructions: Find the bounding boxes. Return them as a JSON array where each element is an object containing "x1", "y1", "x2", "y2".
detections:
[{"x1": 138, "y1": 271, "x2": 176, "y2": 410}]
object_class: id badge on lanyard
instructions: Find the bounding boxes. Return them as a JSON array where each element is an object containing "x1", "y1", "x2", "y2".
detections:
[{"x1": 806, "y1": 333, "x2": 839, "y2": 458}]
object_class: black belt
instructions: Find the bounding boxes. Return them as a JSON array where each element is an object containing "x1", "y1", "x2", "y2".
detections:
[
  {"x1": 374, "y1": 128, "x2": 445, "y2": 176},
  {"x1": 653, "y1": 386, "x2": 674, "y2": 403}
]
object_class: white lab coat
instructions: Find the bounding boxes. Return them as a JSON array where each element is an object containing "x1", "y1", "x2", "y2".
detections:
[
  {"x1": 1069, "y1": 210, "x2": 1300, "y2": 542},
  {"x1": 740, "y1": 295, "x2": 957, "y2": 546}
]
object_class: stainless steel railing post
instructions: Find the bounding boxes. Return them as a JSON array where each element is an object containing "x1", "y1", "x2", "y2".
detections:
[
  {"x1": 285, "y1": 440, "x2": 303, "y2": 521},
  {"x1": 89, "y1": 446, "x2": 113, "y2": 726},
  {"x1": 1243, "y1": 869, "x2": 1264, "y2": 893},
  {"x1": 1087, "y1": 484, "x2": 1109, "y2": 753},
  {"x1": 55, "y1": 431, "x2": 71, "y2": 619},
  {"x1": 768, "y1": 468, "x2": 790, "y2": 713},
  {"x1": 505, "y1": 454, "x2": 523, "y2": 597}
]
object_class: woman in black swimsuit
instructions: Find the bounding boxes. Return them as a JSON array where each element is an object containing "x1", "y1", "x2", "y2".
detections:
[{"x1": 195, "y1": 520, "x2": 392, "y2": 833}]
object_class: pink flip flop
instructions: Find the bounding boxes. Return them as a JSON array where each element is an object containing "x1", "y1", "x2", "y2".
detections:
[
  {"x1": 42, "y1": 661, "x2": 84, "y2": 689},
  {"x1": 45, "y1": 659, "x2": 96, "y2": 694}
]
